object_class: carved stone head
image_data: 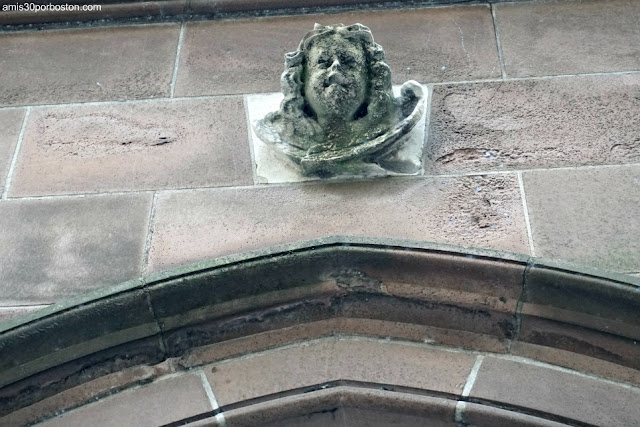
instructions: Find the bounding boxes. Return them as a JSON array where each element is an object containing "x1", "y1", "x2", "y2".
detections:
[
  {"x1": 254, "y1": 23, "x2": 424, "y2": 176},
  {"x1": 301, "y1": 24, "x2": 391, "y2": 125}
]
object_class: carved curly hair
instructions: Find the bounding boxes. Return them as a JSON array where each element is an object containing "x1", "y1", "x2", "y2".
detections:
[{"x1": 268, "y1": 23, "x2": 396, "y2": 148}]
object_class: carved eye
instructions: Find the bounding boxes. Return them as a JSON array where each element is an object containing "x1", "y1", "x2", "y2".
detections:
[
  {"x1": 317, "y1": 58, "x2": 330, "y2": 68},
  {"x1": 341, "y1": 56, "x2": 356, "y2": 68}
]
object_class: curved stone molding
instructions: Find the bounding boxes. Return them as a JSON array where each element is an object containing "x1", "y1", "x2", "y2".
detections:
[{"x1": 0, "y1": 237, "x2": 638, "y2": 424}]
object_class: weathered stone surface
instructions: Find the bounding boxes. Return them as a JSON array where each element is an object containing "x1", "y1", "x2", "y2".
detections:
[
  {"x1": 495, "y1": 0, "x2": 640, "y2": 77},
  {"x1": 469, "y1": 357, "x2": 640, "y2": 426},
  {"x1": 148, "y1": 175, "x2": 528, "y2": 272},
  {"x1": 146, "y1": 242, "x2": 524, "y2": 355},
  {"x1": 426, "y1": 75, "x2": 640, "y2": 174},
  {"x1": 0, "y1": 194, "x2": 152, "y2": 304},
  {"x1": 0, "y1": 109, "x2": 25, "y2": 195},
  {"x1": 0, "y1": 277, "x2": 158, "y2": 392},
  {"x1": 0, "y1": 24, "x2": 179, "y2": 107},
  {"x1": 39, "y1": 373, "x2": 212, "y2": 427},
  {"x1": 0, "y1": 365, "x2": 158, "y2": 426},
  {"x1": 0, "y1": 336, "x2": 165, "y2": 417},
  {"x1": 174, "y1": 6, "x2": 500, "y2": 97},
  {"x1": 205, "y1": 337, "x2": 476, "y2": 406},
  {"x1": 2, "y1": 238, "x2": 639, "y2": 423},
  {"x1": 9, "y1": 97, "x2": 252, "y2": 196},
  {"x1": 522, "y1": 165, "x2": 640, "y2": 272}
]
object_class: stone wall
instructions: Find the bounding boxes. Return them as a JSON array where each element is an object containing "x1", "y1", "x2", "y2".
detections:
[{"x1": 1, "y1": 0, "x2": 639, "y2": 322}]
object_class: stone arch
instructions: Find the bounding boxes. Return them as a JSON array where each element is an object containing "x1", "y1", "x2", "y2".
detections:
[{"x1": 1, "y1": 237, "x2": 639, "y2": 425}]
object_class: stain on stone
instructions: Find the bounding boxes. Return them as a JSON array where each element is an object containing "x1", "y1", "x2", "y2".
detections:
[
  {"x1": 435, "y1": 147, "x2": 495, "y2": 165},
  {"x1": 526, "y1": 331, "x2": 628, "y2": 366},
  {"x1": 152, "y1": 137, "x2": 173, "y2": 146},
  {"x1": 35, "y1": 112, "x2": 185, "y2": 157},
  {"x1": 439, "y1": 175, "x2": 521, "y2": 247},
  {"x1": 168, "y1": 299, "x2": 334, "y2": 357},
  {"x1": 331, "y1": 269, "x2": 385, "y2": 294},
  {"x1": 497, "y1": 318, "x2": 516, "y2": 339}
]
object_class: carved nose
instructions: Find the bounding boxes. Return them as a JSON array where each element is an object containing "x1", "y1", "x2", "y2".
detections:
[{"x1": 330, "y1": 59, "x2": 341, "y2": 71}]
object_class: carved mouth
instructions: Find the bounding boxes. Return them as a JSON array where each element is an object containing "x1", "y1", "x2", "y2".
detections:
[{"x1": 323, "y1": 80, "x2": 344, "y2": 89}]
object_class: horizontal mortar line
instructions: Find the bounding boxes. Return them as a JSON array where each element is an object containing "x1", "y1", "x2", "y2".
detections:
[
  {"x1": 0, "y1": 81, "x2": 416, "y2": 112},
  {"x1": 431, "y1": 69, "x2": 640, "y2": 86},
  {"x1": 0, "y1": 18, "x2": 181, "y2": 34},
  {"x1": 3, "y1": 161, "x2": 640, "y2": 202},
  {"x1": 2, "y1": 68, "x2": 640, "y2": 112},
  {"x1": 0, "y1": 304, "x2": 51, "y2": 310},
  {"x1": 2, "y1": 189, "x2": 155, "y2": 201},
  {"x1": 0, "y1": 93, "x2": 246, "y2": 112},
  {"x1": 0, "y1": 176, "x2": 425, "y2": 202},
  {"x1": 430, "y1": 169, "x2": 515, "y2": 178},
  {"x1": 155, "y1": 173, "x2": 434, "y2": 193},
  {"x1": 432, "y1": 162, "x2": 640, "y2": 178}
]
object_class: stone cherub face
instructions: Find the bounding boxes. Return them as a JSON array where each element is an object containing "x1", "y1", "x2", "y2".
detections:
[
  {"x1": 304, "y1": 33, "x2": 369, "y2": 123},
  {"x1": 254, "y1": 23, "x2": 425, "y2": 177}
]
